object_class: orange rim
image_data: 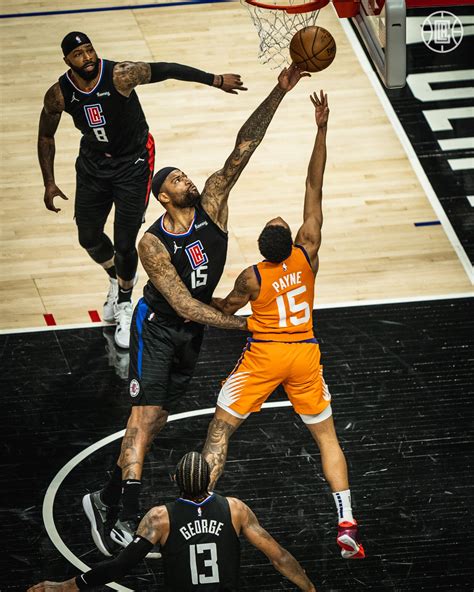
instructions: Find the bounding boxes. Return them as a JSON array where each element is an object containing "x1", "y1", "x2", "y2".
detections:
[{"x1": 244, "y1": 0, "x2": 330, "y2": 13}]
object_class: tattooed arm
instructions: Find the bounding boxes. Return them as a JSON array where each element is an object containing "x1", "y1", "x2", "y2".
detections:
[
  {"x1": 113, "y1": 61, "x2": 246, "y2": 97},
  {"x1": 138, "y1": 233, "x2": 247, "y2": 330},
  {"x1": 201, "y1": 64, "x2": 309, "y2": 232},
  {"x1": 136, "y1": 505, "x2": 170, "y2": 545},
  {"x1": 229, "y1": 498, "x2": 317, "y2": 592},
  {"x1": 211, "y1": 266, "x2": 259, "y2": 315},
  {"x1": 38, "y1": 83, "x2": 69, "y2": 213},
  {"x1": 27, "y1": 507, "x2": 170, "y2": 592}
]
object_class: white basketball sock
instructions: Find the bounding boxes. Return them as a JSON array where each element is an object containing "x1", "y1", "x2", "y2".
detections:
[{"x1": 333, "y1": 489, "x2": 354, "y2": 524}]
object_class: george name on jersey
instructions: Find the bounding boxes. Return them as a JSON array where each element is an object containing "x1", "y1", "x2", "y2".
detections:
[
  {"x1": 179, "y1": 519, "x2": 224, "y2": 540},
  {"x1": 272, "y1": 271, "x2": 302, "y2": 293}
]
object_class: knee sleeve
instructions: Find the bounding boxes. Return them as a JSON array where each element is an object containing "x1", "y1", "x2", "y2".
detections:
[{"x1": 78, "y1": 226, "x2": 114, "y2": 264}]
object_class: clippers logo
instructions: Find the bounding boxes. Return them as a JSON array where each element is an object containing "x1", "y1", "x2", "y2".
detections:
[
  {"x1": 185, "y1": 240, "x2": 208, "y2": 270},
  {"x1": 129, "y1": 379, "x2": 140, "y2": 398},
  {"x1": 84, "y1": 103, "x2": 106, "y2": 127}
]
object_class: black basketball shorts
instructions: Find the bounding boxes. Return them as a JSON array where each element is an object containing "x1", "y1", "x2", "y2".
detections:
[
  {"x1": 74, "y1": 133, "x2": 155, "y2": 230},
  {"x1": 128, "y1": 298, "x2": 204, "y2": 411}
]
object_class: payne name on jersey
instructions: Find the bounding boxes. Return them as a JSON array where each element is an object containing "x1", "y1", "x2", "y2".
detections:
[
  {"x1": 272, "y1": 271, "x2": 303, "y2": 293},
  {"x1": 179, "y1": 518, "x2": 224, "y2": 541}
]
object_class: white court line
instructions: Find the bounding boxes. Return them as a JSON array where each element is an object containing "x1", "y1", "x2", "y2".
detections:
[
  {"x1": 1, "y1": 292, "x2": 472, "y2": 335},
  {"x1": 0, "y1": 321, "x2": 111, "y2": 335},
  {"x1": 338, "y1": 15, "x2": 474, "y2": 285},
  {"x1": 42, "y1": 402, "x2": 292, "y2": 590}
]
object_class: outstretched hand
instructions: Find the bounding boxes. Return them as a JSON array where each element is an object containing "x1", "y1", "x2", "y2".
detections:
[
  {"x1": 310, "y1": 90, "x2": 329, "y2": 128},
  {"x1": 216, "y1": 73, "x2": 248, "y2": 94},
  {"x1": 43, "y1": 182, "x2": 69, "y2": 213},
  {"x1": 277, "y1": 63, "x2": 310, "y2": 92}
]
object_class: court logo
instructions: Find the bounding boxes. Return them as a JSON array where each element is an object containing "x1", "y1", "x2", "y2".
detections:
[
  {"x1": 421, "y1": 11, "x2": 463, "y2": 53},
  {"x1": 129, "y1": 379, "x2": 140, "y2": 398},
  {"x1": 185, "y1": 240, "x2": 208, "y2": 270},
  {"x1": 84, "y1": 103, "x2": 106, "y2": 127}
]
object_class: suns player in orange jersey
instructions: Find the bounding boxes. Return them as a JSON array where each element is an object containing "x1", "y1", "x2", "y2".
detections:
[{"x1": 202, "y1": 90, "x2": 365, "y2": 560}]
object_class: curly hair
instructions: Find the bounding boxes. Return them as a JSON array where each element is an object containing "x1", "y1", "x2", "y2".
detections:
[
  {"x1": 175, "y1": 452, "x2": 210, "y2": 498},
  {"x1": 258, "y1": 224, "x2": 293, "y2": 263}
]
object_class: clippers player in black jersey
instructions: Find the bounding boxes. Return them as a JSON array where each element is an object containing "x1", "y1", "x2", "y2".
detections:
[
  {"x1": 29, "y1": 453, "x2": 317, "y2": 592},
  {"x1": 82, "y1": 64, "x2": 309, "y2": 557},
  {"x1": 38, "y1": 32, "x2": 246, "y2": 348}
]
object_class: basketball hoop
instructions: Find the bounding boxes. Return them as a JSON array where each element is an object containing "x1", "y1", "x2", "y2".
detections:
[{"x1": 242, "y1": 0, "x2": 330, "y2": 68}]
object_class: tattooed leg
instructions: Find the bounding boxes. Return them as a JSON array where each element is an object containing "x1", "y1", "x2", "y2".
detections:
[
  {"x1": 202, "y1": 406, "x2": 244, "y2": 490},
  {"x1": 119, "y1": 405, "x2": 168, "y2": 480}
]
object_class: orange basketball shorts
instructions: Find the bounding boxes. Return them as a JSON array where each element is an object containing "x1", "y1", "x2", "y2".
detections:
[{"x1": 217, "y1": 340, "x2": 332, "y2": 417}]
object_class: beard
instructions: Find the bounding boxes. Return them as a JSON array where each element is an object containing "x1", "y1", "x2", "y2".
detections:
[
  {"x1": 178, "y1": 187, "x2": 201, "y2": 209},
  {"x1": 70, "y1": 59, "x2": 100, "y2": 81}
]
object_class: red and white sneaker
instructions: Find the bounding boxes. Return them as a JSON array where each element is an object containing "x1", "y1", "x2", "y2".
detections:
[{"x1": 336, "y1": 520, "x2": 366, "y2": 559}]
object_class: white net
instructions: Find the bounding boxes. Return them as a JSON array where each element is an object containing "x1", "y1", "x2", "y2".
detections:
[{"x1": 242, "y1": 0, "x2": 323, "y2": 68}]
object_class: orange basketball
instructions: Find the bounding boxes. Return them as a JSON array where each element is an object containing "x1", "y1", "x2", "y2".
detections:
[{"x1": 289, "y1": 26, "x2": 337, "y2": 73}]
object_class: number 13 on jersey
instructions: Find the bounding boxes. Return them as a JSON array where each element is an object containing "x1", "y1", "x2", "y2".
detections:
[
  {"x1": 276, "y1": 285, "x2": 311, "y2": 327},
  {"x1": 190, "y1": 542, "x2": 219, "y2": 584}
]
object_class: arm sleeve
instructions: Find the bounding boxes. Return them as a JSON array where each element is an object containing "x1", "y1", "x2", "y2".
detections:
[
  {"x1": 149, "y1": 62, "x2": 214, "y2": 85},
  {"x1": 75, "y1": 536, "x2": 154, "y2": 589}
]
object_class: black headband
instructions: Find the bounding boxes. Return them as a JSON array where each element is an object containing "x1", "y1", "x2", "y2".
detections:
[
  {"x1": 61, "y1": 32, "x2": 91, "y2": 57},
  {"x1": 152, "y1": 167, "x2": 179, "y2": 197}
]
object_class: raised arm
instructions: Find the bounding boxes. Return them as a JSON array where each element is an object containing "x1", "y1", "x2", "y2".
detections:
[
  {"x1": 201, "y1": 64, "x2": 309, "y2": 231},
  {"x1": 38, "y1": 83, "x2": 69, "y2": 213},
  {"x1": 138, "y1": 233, "x2": 247, "y2": 331},
  {"x1": 295, "y1": 91, "x2": 329, "y2": 274},
  {"x1": 231, "y1": 499, "x2": 316, "y2": 592},
  {"x1": 211, "y1": 266, "x2": 259, "y2": 315},
  {"x1": 113, "y1": 61, "x2": 247, "y2": 97}
]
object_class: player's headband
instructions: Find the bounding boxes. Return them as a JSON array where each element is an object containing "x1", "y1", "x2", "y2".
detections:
[
  {"x1": 152, "y1": 167, "x2": 180, "y2": 197},
  {"x1": 61, "y1": 32, "x2": 92, "y2": 57}
]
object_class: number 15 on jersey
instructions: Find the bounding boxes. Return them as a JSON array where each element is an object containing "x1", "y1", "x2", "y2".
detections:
[{"x1": 276, "y1": 285, "x2": 311, "y2": 327}]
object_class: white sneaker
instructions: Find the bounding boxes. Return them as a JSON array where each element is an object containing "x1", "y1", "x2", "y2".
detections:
[
  {"x1": 114, "y1": 301, "x2": 133, "y2": 349},
  {"x1": 103, "y1": 278, "x2": 118, "y2": 322}
]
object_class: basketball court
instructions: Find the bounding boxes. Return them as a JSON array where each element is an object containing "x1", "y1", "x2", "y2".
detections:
[{"x1": 1, "y1": 0, "x2": 473, "y2": 590}]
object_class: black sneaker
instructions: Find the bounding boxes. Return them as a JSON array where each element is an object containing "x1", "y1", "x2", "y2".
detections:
[
  {"x1": 82, "y1": 491, "x2": 120, "y2": 557},
  {"x1": 111, "y1": 518, "x2": 161, "y2": 559}
]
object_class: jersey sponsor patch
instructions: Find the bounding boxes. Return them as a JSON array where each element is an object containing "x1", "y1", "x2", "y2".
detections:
[
  {"x1": 84, "y1": 103, "x2": 106, "y2": 127},
  {"x1": 185, "y1": 240, "x2": 208, "y2": 270}
]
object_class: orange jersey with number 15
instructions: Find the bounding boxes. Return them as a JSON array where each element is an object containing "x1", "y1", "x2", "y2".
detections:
[{"x1": 247, "y1": 245, "x2": 315, "y2": 342}]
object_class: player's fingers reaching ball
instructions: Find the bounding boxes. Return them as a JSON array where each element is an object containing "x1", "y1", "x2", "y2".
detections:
[{"x1": 310, "y1": 92, "x2": 320, "y2": 107}]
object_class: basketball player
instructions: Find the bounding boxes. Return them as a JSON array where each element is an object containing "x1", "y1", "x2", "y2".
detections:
[
  {"x1": 202, "y1": 91, "x2": 365, "y2": 560},
  {"x1": 28, "y1": 453, "x2": 316, "y2": 592},
  {"x1": 38, "y1": 32, "x2": 246, "y2": 348},
  {"x1": 82, "y1": 64, "x2": 309, "y2": 556}
]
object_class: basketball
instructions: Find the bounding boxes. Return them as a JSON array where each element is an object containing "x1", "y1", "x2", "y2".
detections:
[{"x1": 289, "y1": 26, "x2": 337, "y2": 73}]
